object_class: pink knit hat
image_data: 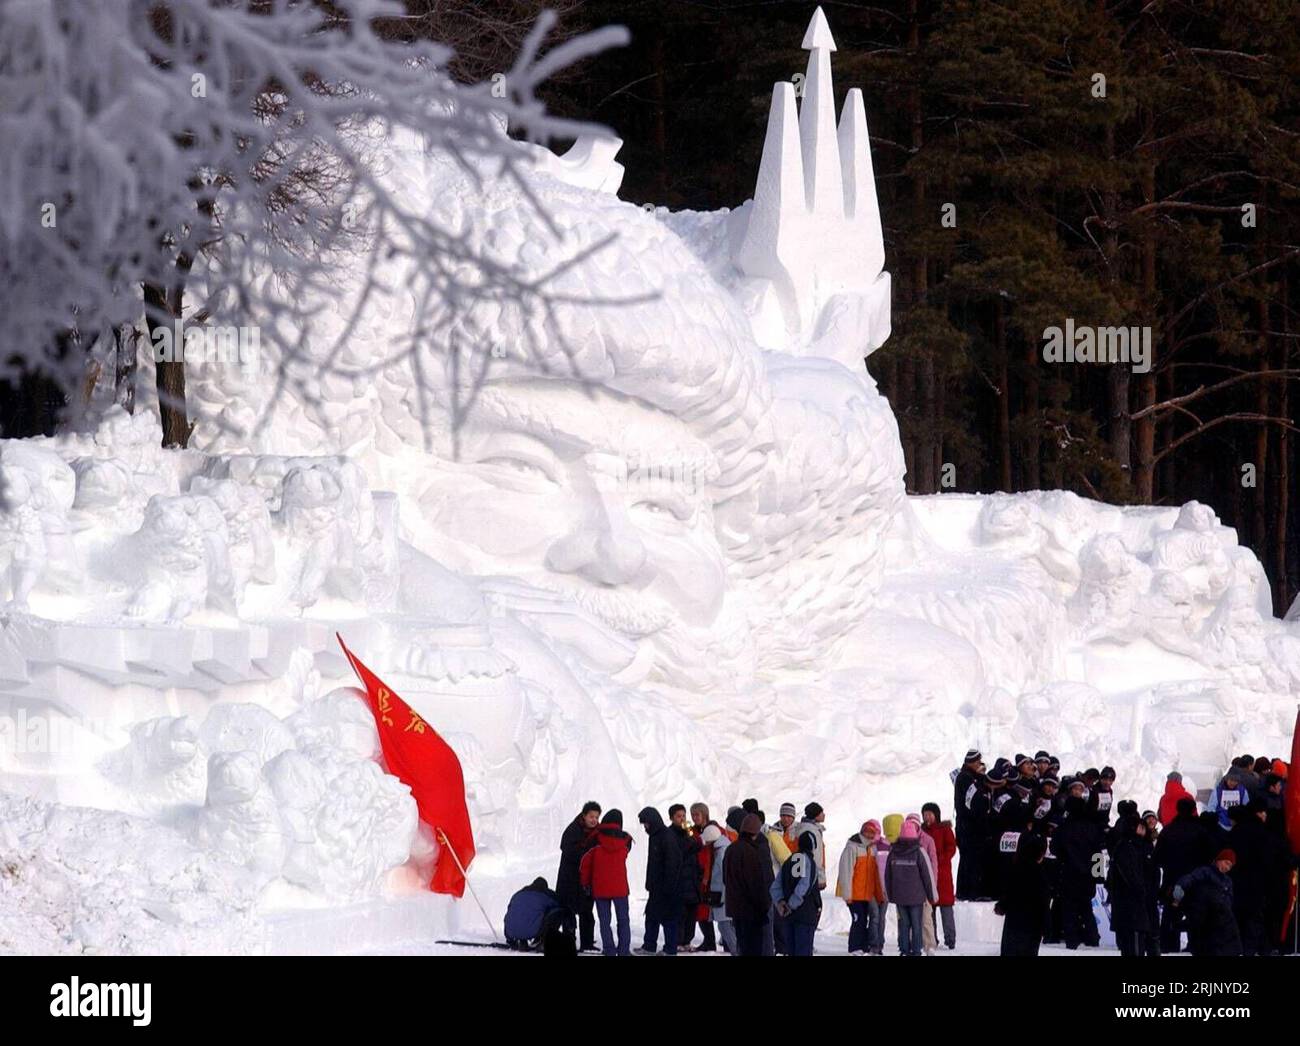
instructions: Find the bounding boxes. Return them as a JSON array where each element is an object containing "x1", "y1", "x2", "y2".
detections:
[
  {"x1": 864, "y1": 819, "x2": 882, "y2": 837},
  {"x1": 900, "y1": 819, "x2": 920, "y2": 840}
]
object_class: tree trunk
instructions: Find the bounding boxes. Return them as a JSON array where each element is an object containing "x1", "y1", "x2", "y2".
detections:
[
  {"x1": 1133, "y1": 117, "x2": 1157, "y2": 502},
  {"x1": 995, "y1": 298, "x2": 1011, "y2": 491},
  {"x1": 114, "y1": 322, "x2": 137, "y2": 415},
  {"x1": 143, "y1": 280, "x2": 192, "y2": 448}
]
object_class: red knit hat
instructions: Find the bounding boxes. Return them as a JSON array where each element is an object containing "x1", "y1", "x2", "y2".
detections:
[{"x1": 1215, "y1": 849, "x2": 1237, "y2": 865}]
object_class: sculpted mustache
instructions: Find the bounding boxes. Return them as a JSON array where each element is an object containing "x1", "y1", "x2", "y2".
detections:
[{"x1": 527, "y1": 577, "x2": 672, "y2": 637}]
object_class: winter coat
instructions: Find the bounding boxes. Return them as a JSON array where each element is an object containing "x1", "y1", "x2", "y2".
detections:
[
  {"x1": 772, "y1": 834, "x2": 823, "y2": 927},
  {"x1": 1227, "y1": 815, "x2": 1288, "y2": 918},
  {"x1": 579, "y1": 822, "x2": 633, "y2": 900},
  {"x1": 1174, "y1": 865, "x2": 1242, "y2": 956},
  {"x1": 1107, "y1": 832, "x2": 1154, "y2": 935},
  {"x1": 723, "y1": 831, "x2": 774, "y2": 923},
  {"x1": 1054, "y1": 810, "x2": 1104, "y2": 890},
  {"x1": 874, "y1": 838, "x2": 891, "y2": 901},
  {"x1": 1158, "y1": 778, "x2": 1195, "y2": 825},
  {"x1": 765, "y1": 827, "x2": 792, "y2": 874},
  {"x1": 915, "y1": 822, "x2": 938, "y2": 885},
  {"x1": 923, "y1": 821, "x2": 958, "y2": 906},
  {"x1": 998, "y1": 853, "x2": 1049, "y2": 945},
  {"x1": 1155, "y1": 813, "x2": 1213, "y2": 898},
  {"x1": 638, "y1": 807, "x2": 683, "y2": 919},
  {"x1": 1091, "y1": 787, "x2": 1115, "y2": 827},
  {"x1": 692, "y1": 824, "x2": 723, "y2": 920},
  {"x1": 671, "y1": 824, "x2": 703, "y2": 905},
  {"x1": 1214, "y1": 779, "x2": 1249, "y2": 830},
  {"x1": 834, "y1": 833, "x2": 887, "y2": 904},
  {"x1": 557, "y1": 815, "x2": 597, "y2": 900},
  {"x1": 795, "y1": 818, "x2": 828, "y2": 888},
  {"x1": 707, "y1": 833, "x2": 731, "y2": 914},
  {"x1": 884, "y1": 837, "x2": 936, "y2": 907},
  {"x1": 954, "y1": 767, "x2": 984, "y2": 836},
  {"x1": 503, "y1": 879, "x2": 563, "y2": 943}
]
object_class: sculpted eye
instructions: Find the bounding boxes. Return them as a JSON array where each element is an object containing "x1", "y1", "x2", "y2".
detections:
[
  {"x1": 478, "y1": 456, "x2": 558, "y2": 484},
  {"x1": 633, "y1": 497, "x2": 691, "y2": 523}
]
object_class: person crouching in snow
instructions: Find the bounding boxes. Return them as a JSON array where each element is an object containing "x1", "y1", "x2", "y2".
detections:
[
  {"x1": 836, "y1": 821, "x2": 887, "y2": 954},
  {"x1": 921, "y1": 803, "x2": 958, "y2": 950},
  {"x1": 580, "y1": 809, "x2": 633, "y2": 956},
  {"x1": 503, "y1": 877, "x2": 575, "y2": 953},
  {"x1": 772, "y1": 829, "x2": 823, "y2": 956},
  {"x1": 886, "y1": 818, "x2": 937, "y2": 956}
]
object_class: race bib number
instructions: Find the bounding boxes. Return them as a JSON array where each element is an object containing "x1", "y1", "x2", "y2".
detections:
[
  {"x1": 1220, "y1": 789, "x2": 1242, "y2": 809},
  {"x1": 965, "y1": 783, "x2": 978, "y2": 809},
  {"x1": 1097, "y1": 792, "x2": 1113, "y2": 811},
  {"x1": 999, "y1": 832, "x2": 1020, "y2": 853}
]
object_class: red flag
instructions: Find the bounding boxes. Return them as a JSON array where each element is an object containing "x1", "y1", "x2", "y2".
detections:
[
  {"x1": 1287, "y1": 707, "x2": 1300, "y2": 857},
  {"x1": 337, "y1": 634, "x2": 475, "y2": 897}
]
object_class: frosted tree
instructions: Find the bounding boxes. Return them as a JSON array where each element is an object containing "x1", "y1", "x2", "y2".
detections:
[{"x1": 0, "y1": 0, "x2": 626, "y2": 450}]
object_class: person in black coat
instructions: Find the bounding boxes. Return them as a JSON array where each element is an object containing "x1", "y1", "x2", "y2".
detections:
[
  {"x1": 1054, "y1": 795, "x2": 1103, "y2": 948},
  {"x1": 636, "y1": 806, "x2": 683, "y2": 954},
  {"x1": 953, "y1": 750, "x2": 988, "y2": 901},
  {"x1": 668, "y1": 805, "x2": 704, "y2": 949},
  {"x1": 557, "y1": 801, "x2": 601, "y2": 951},
  {"x1": 997, "y1": 834, "x2": 1049, "y2": 956},
  {"x1": 723, "y1": 813, "x2": 775, "y2": 956},
  {"x1": 1155, "y1": 797, "x2": 1210, "y2": 952},
  {"x1": 1173, "y1": 852, "x2": 1243, "y2": 956},
  {"x1": 1227, "y1": 799, "x2": 1292, "y2": 955},
  {"x1": 1107, "y1": 814, "x2": 1157, "y2": 957}
]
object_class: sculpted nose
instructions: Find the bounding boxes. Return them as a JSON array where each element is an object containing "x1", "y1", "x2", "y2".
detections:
[{"x1": 546, "y1": 496, "x2": 648, "y2": 587}]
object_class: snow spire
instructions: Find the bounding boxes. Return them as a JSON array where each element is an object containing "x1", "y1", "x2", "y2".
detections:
[
  {"x1": 798, "y1": 6, "x2": 843, "y2": 214},
  {"x1": 734, "y1": 81, "x2": 804, "y2": 284},
  {"x1": 730, "y1": 6, "x2": 891, "y2": 366},
  {"x1": 838, "y1": 88, "x2": 884, "y2": 277}
]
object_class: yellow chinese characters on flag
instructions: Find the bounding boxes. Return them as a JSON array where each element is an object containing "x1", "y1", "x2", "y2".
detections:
[{"x1": 337, "y1": 634, "x2": 475, "y2": 897}]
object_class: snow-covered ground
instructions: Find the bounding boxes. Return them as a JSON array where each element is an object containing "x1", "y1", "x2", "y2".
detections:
[{"x1": 2, "y1": 10, "x2": 1297, "y2": 955}]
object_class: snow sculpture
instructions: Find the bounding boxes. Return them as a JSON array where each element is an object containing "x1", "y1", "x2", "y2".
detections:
[
  {"x1": 730, "y1": 7, "x2": 890, "y2": 365},
  {"x1": 1, "y1": 7, "x2": 1298, "y2": 952}
]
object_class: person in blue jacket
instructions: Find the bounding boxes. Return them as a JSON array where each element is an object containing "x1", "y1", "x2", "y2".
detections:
[
  {"x1": 771, "y1": 829, "x2": 823, "y2": 956},
  {"x1": 503, "y1": 877, "x2": 574, "y2": 952},
  {"x1": 1213, "y1": 767, "x2": 1249, "y2": 830}
]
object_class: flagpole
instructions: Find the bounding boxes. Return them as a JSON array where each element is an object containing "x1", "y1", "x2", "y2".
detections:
[{"x1": 437, "y1": 828, "x2": 499, "y2": 943}]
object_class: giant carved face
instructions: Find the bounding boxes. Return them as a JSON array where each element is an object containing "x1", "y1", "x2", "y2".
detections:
[{"x1": 413, "y1": 380, "x2": 726, "y2": 638}]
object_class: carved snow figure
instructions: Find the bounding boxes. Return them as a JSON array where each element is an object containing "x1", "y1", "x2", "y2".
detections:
[
  {"x1": 194, "y1": 750, "x2": 288, "y2": 878},
  {"x1": 188, "y1": 476, "x2": 276, "y2": 594},
  {"x1": 126, "y1": 494, "x2": 234, "y2": 621},
  {"x1": 0, "y1": 444, "x2": 78, "y2": 606},
  {"x1": 278, "y1": 464, "x2": 363, "y2": 609},
  {"x1": 100, "y1": 715, "x2": 207, "y2": 813}
]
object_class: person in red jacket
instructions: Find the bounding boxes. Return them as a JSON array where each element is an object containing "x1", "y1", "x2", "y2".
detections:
[
  {"x1": 922, "y1": 802, "x2": 958, "y2": 949},
  {"x1": 580, "y1": 808, "x2": 634, "y2": 956},
  {"x1": 1158, "y1": 771, "x2": 1195, "y2": 825}
]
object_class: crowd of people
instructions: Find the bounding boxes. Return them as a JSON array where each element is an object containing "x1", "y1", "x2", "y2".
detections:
[
  {"x1": 955, "y1": 749, "x2": 1297, "y2": 957},
  {"x1": 518, "y1": 797, "x2": 956, "y2": 956},
  {"x1": 499, "y1": 749, "x2": 1296, "y2": 957}
]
